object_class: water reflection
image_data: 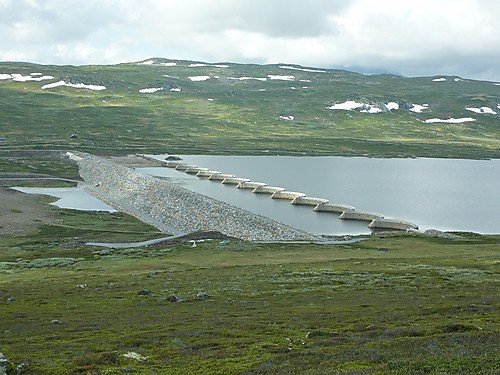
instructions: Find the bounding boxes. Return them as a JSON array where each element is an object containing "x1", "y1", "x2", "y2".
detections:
[{"x1": 138, "y1": 155, "x2": 500, "y2": 235}]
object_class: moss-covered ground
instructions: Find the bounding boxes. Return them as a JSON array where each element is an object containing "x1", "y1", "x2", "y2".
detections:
[
  {"x1": 1, "y1": 220, "x2": 499, "y2": 374},
  {"x1": 1, "y1": 58, "x2": 499, "y2": 372}
]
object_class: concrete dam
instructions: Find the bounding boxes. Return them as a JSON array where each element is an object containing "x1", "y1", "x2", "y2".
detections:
[
  {"x1": 75, "y1": 155, "x2": 321, "y2": 242},
  {"x1": 146, "y1": 155, "x2": 419, "y2": 232}
]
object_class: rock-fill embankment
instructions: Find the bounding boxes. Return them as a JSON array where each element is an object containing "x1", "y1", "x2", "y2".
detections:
[{"x1": 77, "y1": 155, "x2": 319, "y2": 241}]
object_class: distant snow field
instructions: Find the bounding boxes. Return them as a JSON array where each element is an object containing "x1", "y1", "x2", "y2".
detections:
[
  {"x1": 189, "y1": 63, "x2": 208, "y2": 67},
  {"x1": 228, "y1": 77, "x2": 267, "y2": 81},
  {"x1": 424, "y1": 117, "x2": 476, "y2": 124},
  {"x1": 140, "y1": 60, "x2": 176, "y2": 66},
  {"x1": 268, "y1": 75, "x2": 295, "y2": 81},
  {"x1": 328, "y1": 100, "x2": 364, "y2": 110},
  {"x1": 360, "y1": 106, "x2": 383, "y2": 114},
  {"x1": 41, "y1": 80, "x2": 106, "y2": 91},
  {"x1": 279, "y1": 115, "x2": 295, "y2": 121},
  {"x1": 139, "y1": 87, "x2": 163, "y2": 93},
  {"x1": 432, "y1": 78, "x2": 447, "y2": 82},
  {"x1": 410, "y1": 104, "x2": 429, "y2": 113},
  {"x1": 386, "y1": 102, "x2": 399, "y2": 110},
  {"x1": 465, "y1": 106, "x2": 497, "y2": 115},
  {"x1": 1, "y1": 73, "x2": 55, "y2": 82},
  {"x1": 188, "y1": 76, "x2": 211, "y2": 81},
  {"x1": 279, "y1": 65, "x2": 326, "y2": 73},
  {"x1": 170, "y1": 88, "x2": 181, "y2": 92}
]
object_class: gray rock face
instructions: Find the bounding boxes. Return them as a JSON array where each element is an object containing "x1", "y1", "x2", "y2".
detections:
[{"x1": 77, "y1": 156, "x2": 320, "y2": 242}]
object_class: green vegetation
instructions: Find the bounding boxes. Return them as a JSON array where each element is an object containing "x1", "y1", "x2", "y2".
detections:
[
  {"x1": 1, "y1": 227, "x2": 499, "y2": 374},
  {"x1": 1, "y1": 59, "x2": 499, "y2": 158},
  {"x1": 0, "y1": 205, "x2": 162, "y2": 264},
  {"x1": 1, "y1": 59, "x2": 499, "y2": 373}
]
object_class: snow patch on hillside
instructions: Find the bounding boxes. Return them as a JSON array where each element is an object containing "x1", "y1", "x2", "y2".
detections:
[
  {"x1": 465, "y1": 106, "x2": 497, "y2": 115},
  {"x1": 432, "y1": 78, "x2": 447, "y2": 82},
  {"x1": 268, "y1": 75, "x2": 295, "y2": 81},
  {"x1": 361, "y1": 106, "x2": 383, "y2": 113},
  {"x1": 139, "y1": 87, "x2": 163, "y2": 93},
  {"x1": 279, "y1": 115, "x2": 294, "y2": 121},
  {"x1": 188, "y1": 76, "x2": 211, "y2": 81},
  {"x1": 41, "y1": 80, "x2": 106, "y2": 90},
  {"x1": 160, "y1": 62, "x2": 177, "y2": 67},
  {"x1": 2, "y1": 73, "x2": 55, "y2": 82},
  {"x1": 228, "y1": 76, "x2": 267, "y2": 81},
  {"x1": 410, "y1": 104, "x2": 429, "y2": 113},
  {"x1": 425, "y1": 117, "x2": 476, "y2": 124},
  {"x1": 386, "y1": 102, "x2": 399, "y2": 110},
  {"x1": 328, "y1": 100, "x2": 364, "y2": 110},
  {"x1": 189, "y1": 63, "x2": 207, "y2": 67},
  {"x1": 170, "y1": 88, "x2": 181, "y2": 92}
]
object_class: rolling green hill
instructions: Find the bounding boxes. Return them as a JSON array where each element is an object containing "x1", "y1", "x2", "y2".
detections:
[{"x1": 1, "y1": 58, "x2": 499, "y2": 158}]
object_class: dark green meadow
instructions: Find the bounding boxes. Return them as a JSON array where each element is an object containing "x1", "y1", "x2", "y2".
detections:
[{"x1": 1, "y1": 206, "x2": 499, "y2": 373}]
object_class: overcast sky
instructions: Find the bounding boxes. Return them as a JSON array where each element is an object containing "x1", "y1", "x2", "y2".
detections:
[{"x1": 1, "y1": 0, "x2": 499, "y2": 81}]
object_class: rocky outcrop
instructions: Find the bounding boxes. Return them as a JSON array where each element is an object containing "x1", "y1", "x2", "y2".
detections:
[
  {"x1": 77, "y1": 156, "x2": 320, "y2": 242},
  {"x1": 0, "y1": 352, "x2": 17, "y2": 375}
]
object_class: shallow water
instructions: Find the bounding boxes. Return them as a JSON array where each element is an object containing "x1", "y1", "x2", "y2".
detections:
[
  {"x1": 12, "y1": 187, "x2": 117, "y2": 212},
  {"x1": 139, "y1": 155, "x2": 500, "y2": 235}
]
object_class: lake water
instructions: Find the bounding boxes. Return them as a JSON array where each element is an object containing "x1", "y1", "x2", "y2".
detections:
[
  {"x1": 12, "y1": 187, "x2": 117, "y2": 212},
  {"x1": 139, "y1": 155, "x2": 500, "y2": 235}
]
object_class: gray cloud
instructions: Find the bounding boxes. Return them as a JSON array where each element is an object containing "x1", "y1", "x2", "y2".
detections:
[{"x1": 0, "y1": 0, "x2": 129, "y2": 43}]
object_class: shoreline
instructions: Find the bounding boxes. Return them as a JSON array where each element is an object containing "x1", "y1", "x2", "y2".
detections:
[{"x1": 77, "y1": 155, "x2": 322, "y2": 242}]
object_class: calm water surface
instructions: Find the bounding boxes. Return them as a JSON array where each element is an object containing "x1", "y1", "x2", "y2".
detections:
[
  {"x1": 139, "y1": 156, "x2": 500, "y2": 235},
  {"x1": 13, "y1": 187, "x2": 117, "y2": 212}
]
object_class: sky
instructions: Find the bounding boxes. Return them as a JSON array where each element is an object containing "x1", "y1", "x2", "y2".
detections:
[{"x1": 1, "y1": 0, "x2": 500, "y2": 81}]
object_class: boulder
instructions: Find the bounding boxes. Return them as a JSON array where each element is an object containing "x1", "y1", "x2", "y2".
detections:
[
  {"x1": 0, "y1": 351, "x2": 17, "y2": 375},
  {"x1": 195, "y1": 292, "x2": 209, "y2": 300}
]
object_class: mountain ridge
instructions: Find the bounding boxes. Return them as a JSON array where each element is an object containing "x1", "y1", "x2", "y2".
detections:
[{"x1": 1, "y1": 58, "x2": 499, "y2": 158}]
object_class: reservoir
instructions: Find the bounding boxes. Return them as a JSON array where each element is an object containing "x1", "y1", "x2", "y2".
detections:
[{"x1": 139, "y1": 156, "x2": 500, "y2": 236}]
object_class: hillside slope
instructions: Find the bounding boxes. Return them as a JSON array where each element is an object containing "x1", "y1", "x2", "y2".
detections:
[{"x1": 1, "y1": 58, "x2": 499, "y2": 158}]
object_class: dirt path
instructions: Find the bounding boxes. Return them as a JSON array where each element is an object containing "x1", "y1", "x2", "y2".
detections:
[{"x1": 0, "y1": 187, "x2": 56, "y2": 237}]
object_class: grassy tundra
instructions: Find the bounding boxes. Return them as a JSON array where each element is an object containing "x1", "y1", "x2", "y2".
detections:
[
  {"x1": 1, "y1": 58, "x2": 499, "y2": 158},
  {"x1": 0, "y1": 59, "x2": 499, "y2": 373},
  {"x1": 0, "y1": 212, "x2": 499, "y2": 373}
]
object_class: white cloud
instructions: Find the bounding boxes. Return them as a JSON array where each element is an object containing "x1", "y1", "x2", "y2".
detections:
[{"x1": 0, "y1": 0, "x2": 499, "y2": 81}]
